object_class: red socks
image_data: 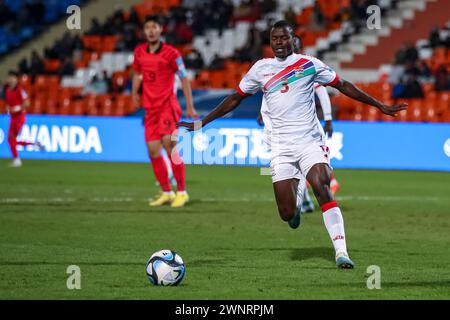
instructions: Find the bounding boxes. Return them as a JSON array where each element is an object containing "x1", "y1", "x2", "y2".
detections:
[
  {"x1": 151, "y1": 156, "x2": 172, "y2": 192},
  {"x1": 168, "y1": 152, "x2": 186, "y2": 192},
  {"x1": 8, "y1": 135, "x2": 18, "y2": 158}
]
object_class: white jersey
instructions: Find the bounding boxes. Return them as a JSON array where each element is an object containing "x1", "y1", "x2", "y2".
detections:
[{"x1": 238, "y1": 53, "x2": 339, "y2": 162}]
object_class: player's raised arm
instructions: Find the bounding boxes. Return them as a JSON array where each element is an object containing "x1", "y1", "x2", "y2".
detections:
[
  {"x1": 331, "y1": 78, "x2": 408, "y2": 117},
  {"x1": 177, "y1": 92, "x2": 247, "y2": 131},
  {"x1": 179, "y1": 58, "x2": 262, "y2": 131},
  {"x1": 180, "y1": 77, "x2": 198, "y2": 119}
]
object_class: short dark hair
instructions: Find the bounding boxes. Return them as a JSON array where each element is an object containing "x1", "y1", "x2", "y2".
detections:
[
  {"x1": 8, "y1": 70, "x2": 19, "y2": 77},
  {"x1": 271, "y1": 20, "x2": 295, "y2": 37},
  {"x1": 144, "y1": 15, "x2": 163, "y2": 27}
]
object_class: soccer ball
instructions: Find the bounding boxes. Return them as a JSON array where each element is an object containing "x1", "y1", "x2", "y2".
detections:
[{"x1": 146, "y1": 249, "x2": 185, "y2": 286}]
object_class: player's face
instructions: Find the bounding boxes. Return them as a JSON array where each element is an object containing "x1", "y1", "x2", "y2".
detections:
[
  {"x1": 7, "y1": 75, "x2": 18, "y2": 87},
  {"x1": 143, "y1": 21, "x2": 162, "y2": 44},
  {"x1": 270, "y1": 27, "x2": 294, "y2": 59}
]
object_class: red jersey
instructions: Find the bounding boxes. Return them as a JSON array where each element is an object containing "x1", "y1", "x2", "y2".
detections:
[
  {"x1": 132, "y1": 42, "x2": 186, "y2": 110},
  {"x1": 4, "y1": 85, "x2": 28, "y2": 116}
]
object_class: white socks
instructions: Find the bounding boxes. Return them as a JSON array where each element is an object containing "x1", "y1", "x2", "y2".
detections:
[
  {"x1": 322, "y1": 201, "x2": 348, "y2": 257},
  {"x1": 296, "y1": 179, "x2": 305, "y2": 208}
]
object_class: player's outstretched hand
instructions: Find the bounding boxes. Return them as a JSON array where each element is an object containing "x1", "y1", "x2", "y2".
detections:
[
  {"x1": 186, "y1": 108, "x2": 199, "y2": 120},
  {"x1": 379, "y1": 103, "x2": 408, "y2": 117},
  {"x1": 177, "y1": 120, "x2": 201, "y2": 132}
]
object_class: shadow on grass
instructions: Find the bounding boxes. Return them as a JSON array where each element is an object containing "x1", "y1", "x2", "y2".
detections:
[
  {"x1": 381, "y1": 280, "x2": 450, "y2": 288},
  {"x1": 290, "y1": 247, "x2": 335, "y2": 263}
]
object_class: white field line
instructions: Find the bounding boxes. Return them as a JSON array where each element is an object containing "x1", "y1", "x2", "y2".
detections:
[{"x1": 0, "y1": 196, "x2": 443, "y2": 204}]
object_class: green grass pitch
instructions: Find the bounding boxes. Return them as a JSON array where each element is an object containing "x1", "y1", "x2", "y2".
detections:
[{"x1": 0, "y1": 159, "x2": 449, "y2": 299}]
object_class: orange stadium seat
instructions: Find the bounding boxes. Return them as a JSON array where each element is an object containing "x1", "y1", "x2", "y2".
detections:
[
  {"x1": 45, "y1": 99, "x2": 58, "y2": 115},
  {"x1": 112, "y1": 71, "x2": 128, "y2": 91},
  {"x1": 59, "y1": 97, "x2": 71, "y2": 115},
  {"x1": 73, "y1": 99, "x2": 86, "y2": 115},
  {"x1": 44, "y1": 59, "x2": 61, "y2": 73},
  {"x1": 29, "y1": 97, "x2": 44, "y2": 114},
  {"x1": 365, "y1": 106, "x2": 380, "y2": 122},
  {"x1": 115, "y1": 95, "x2": 133, "y2": 115},
  {"x1": 102, "y1": 36, "x2": 118, "y2": 52},
  {"x1": 97, "y1": 94, "x2": 113, "y2": 116},
  {"x1": 407, "y1": 99, "x2": 423, "y2": 122},
  {"x1": 82, "y1": 36, "x2": 103, "y2": 52}
]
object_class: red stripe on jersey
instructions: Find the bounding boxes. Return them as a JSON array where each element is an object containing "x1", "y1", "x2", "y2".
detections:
[
  {"x1": 326, "y1": 74, "x2": 340, "y2": 87},
  {"x1": 321, "y1": 200, "x2": 338, "y2": 212},
  {"x1": 236, "y1": 86, "x2": 251, "y2": 97},
  {"x1": 263, "y1": 58, "x2": 309, "y2": 91}
]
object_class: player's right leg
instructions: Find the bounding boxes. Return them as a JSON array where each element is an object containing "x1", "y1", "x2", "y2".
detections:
[
  {"x1": 271, "y1": 161, "x2": 302, "y2": 228},
  {"x1": 147, "y1": 140, "x2": 174, "y2": 206}
]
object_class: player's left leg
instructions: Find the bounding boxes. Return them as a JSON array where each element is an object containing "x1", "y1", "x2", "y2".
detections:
[
  {"x1": 7, "y1": 116, "x2": 23, "y2": 167},
  {"x1": 161, "y1": 135, "x2": 188, "y2": 208},
  {"x1": 298, "y1": 179, "x2": 315, "y2": 213},
  {"x1": 306, "y1": 163, "x2": 354, "y2": 269}
]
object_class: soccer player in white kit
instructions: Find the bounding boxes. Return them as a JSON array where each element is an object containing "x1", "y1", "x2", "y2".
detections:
[
  {"x1": 258, "y1": 35, "x2": 337, "y2": 214},
  {"x1": 178, "y1": 21, "x2": 407, "y2": 269}
]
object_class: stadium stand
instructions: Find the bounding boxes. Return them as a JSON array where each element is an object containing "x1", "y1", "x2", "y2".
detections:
[
  {"x1": 0, "y1": 0, "x2": 449, "y2": 123},
  {"x1": 0, "y1": 0, "x2": 86, "y2": 56}
]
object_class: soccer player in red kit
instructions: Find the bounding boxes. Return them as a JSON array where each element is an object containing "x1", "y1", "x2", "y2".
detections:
[
  {"x1": 132, "y1": 15, "x2": 198, "y2": 208},
  {"x1": 4, "y1": 71, "x2": 41, "y2": 167}
]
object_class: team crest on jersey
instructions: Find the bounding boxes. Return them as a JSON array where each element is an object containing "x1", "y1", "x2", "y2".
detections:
[{"x1": 294, "y1": 67, "x2": 304, "y2": 77}]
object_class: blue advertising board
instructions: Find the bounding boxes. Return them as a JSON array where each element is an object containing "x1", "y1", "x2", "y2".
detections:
[{"x1": 0, "y1": 115, "x2": 449, "y2": 171}]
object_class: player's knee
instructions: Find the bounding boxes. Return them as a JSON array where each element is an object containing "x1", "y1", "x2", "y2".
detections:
[
  {"x1": 148, "y1": 148, "x2": 161, "y2": 158},
  {"x1": 278, "y1": 205, "x2": 296, "y2": 221}
]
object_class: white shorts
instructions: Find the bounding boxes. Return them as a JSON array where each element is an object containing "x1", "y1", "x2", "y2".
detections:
[{"x1": 270, "y1": 143, "x2": 331, "y2": 183}]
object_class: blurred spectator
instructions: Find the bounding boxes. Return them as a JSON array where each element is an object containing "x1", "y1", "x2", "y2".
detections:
[
  {"x1": 284, "y1": 6, "x2": 297, "y2": 27},
  {"x1": 209, "y1": 54, "x2": 225, "y2": 70},
  {"x1": 394, "y1": 42, "x2": 418, "y2": 65},
  {"x1": 18, "y1": 58, "x2": 29, "y2": 75},
  {"x1": 58, "y1": 56, "x2": 75, "y2": 76},
  {"x1": 428, "y1": 26, "x2": 441, "y2": 48},
  {"x1": 261, "y1": 0, "x2": 277, "y2": 15},
  {"x1": 234, "y1": 23, "x2": 262, "y2": 63},
  {"x1": 310, "y1": 1, "x2": 326, "y2": 31},
  {"x1": 184, "y1": 49, "x2": 204, "y2": 70},
  {"x1": 82, "y1": 75, "x2": 109, "y2": 95},
  {"x1": 87, "y1": 18, "x2": 104, "y2": 35},
  {"x1": 416, "y1": 60, "x2": 432, "y2": 81},
  {"x1": 232, "y1": 0, "x2": 261, "y2": 23},
  {"x1": 30, "y1": 50, "x2": 44, "y2": 77},
  {"x1": 401, "y1": 75, "x2": 424, "y2": 98},
  {"x1": 434, "y1": 65, "x2": 450, "y2": 91}
]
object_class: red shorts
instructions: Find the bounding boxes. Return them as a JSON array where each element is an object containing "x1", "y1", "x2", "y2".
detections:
[
  {"x1": 144, "y1": 97, "x2": 182, "y2": 142},
  {"x1": 9, "y1": 113, "x2": 26, "y2": 138}
]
